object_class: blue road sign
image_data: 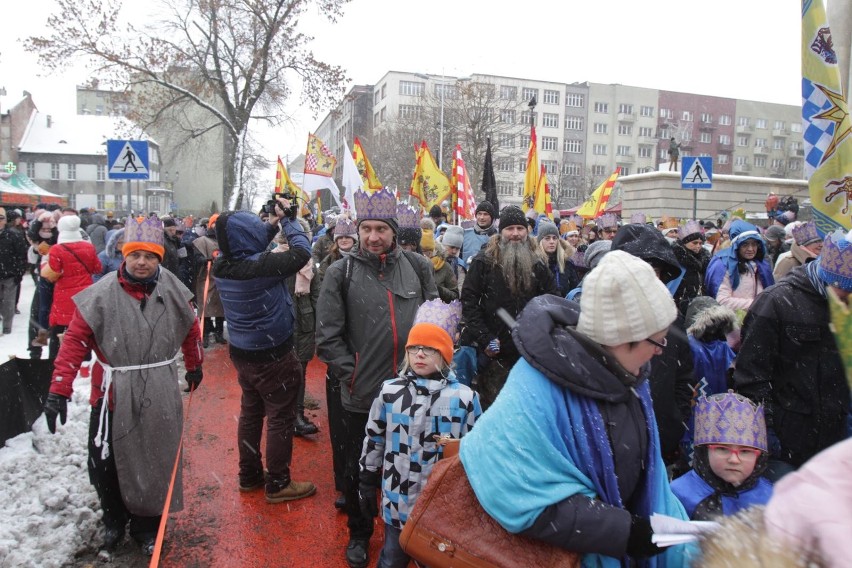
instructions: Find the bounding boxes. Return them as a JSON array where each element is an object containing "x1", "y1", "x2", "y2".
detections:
[
  {"x1": 107, "y1": 140, "x2": 150, "y2": 180},
  {"x1": 681, "y1": 156, "x2": 713, "y2": 189}
]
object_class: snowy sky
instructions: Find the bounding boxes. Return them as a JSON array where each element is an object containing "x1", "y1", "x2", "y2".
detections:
[{"x1": 1, "y1": 0, "x2": 804, "y2": 177}]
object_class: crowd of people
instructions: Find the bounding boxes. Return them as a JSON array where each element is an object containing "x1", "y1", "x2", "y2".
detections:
[{"x1": 5, "y1": 191, "x2": 847, "y2": 566}]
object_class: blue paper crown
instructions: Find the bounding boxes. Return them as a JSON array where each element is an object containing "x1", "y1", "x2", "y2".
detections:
[
  {"x1": 354, "y1": 189, "x2": 397, "y2": 221},
  {"x1": 397, "y1": 203, "x2": 421, "y2": 229},
  {"x1": 125, "y1": 216, "x2": 164, "y2": 247}
]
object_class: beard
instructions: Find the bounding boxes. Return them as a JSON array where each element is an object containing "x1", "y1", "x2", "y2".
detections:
[{"x1": 499, "y1": 237, "x2": 536, "y2": 295}]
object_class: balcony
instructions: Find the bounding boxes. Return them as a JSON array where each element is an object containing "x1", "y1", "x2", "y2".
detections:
[
  {"x1": 718, "y1": 143, "x2": 734, "y2": 153},
  {"x1": 617, "y1": 112, "x2": 636, "y2": 122},
  {"x1": 699, "y1": 120, "x2": 716, "y2": 131},
  {"x1": 734, "y1": 164, "x2": 752, "y2": 173},
  {"x1": 616, "y1": 154, "x2": 635, "y2": 163},
  {"x1": 638, "y1": 136, "x2": 657, "y2": 145},
  {"x1": 736, "y1": 125, "x2": 753, "y2": 135},
  {"x1": 754, "y1": 146, "x2": 769, "y2": 155},
  {"x1": 772, "y1": 128, "x2": 789, "y2": 137},
  {"x1": 795, "y1": 148, "x2": 805, "y2": 156}
]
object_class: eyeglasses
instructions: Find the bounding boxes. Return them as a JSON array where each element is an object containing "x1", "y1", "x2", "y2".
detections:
[
  {"x1": 406, "y1": 345, "x2": 439, "y2": 356},
  {"x1": 644, "y1": 336, "x2": 668, "y2": 350},
  {"x1": 707, "y1": 444, "x2": 761, "y2": 460}
]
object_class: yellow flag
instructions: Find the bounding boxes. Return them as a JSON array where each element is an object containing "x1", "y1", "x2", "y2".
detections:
[
  {"x1": 576, "y1": 167, "x2": 620, "y2": 219},
  {"x1": 353, "y1": 137, "x2": 383, "y2": 194},
  {"x1": 305, "y1": 134, "x2": 337, "y2": 176},
  {"x1": 533, "y1": 164, "x2": 553, "y2": 219},
  {"x1": 409, "y1": 141, "x2": 450, "y2": 212},
  {"x1": 803, "y1": 0, "x2": 852, "y2": 231},
  {"x1": 522, "y1": 127, "x2": 539, "y2": 213},
  {"x1": 274, "y1": 157, "x2": 310, "y2": 217}
]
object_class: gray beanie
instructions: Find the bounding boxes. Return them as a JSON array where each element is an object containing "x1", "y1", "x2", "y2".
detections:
[
  {"x1": 442, "y1": 225, "x2": 464, "y2": 249},
  {"x1": 764, "y1": 225, "x2": 786, "y2": 243},
  {"x1": 584, "y1": 240, "x2": 613, "y2": 270},
  {"x1": 537, "y1": 221, "x2": 559, "y2": 240}
]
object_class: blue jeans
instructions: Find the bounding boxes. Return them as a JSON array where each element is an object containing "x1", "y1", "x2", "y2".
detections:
[{"x1": 378, "y1": 524, "x2": 410, "y2": 568}]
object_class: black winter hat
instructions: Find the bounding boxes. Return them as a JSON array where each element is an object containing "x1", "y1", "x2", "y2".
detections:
[
  {"x1": 499, "y1": 205, "x2": 527, "y2": 230},
  {"x1": 611, "y1": 223, "x2": 683, "y2": 284},
  {"x1": 162, "y1": 217, "x2": 177, "y2": 228},
  {"x1": 429, "y1": 205, "x2": 443, "y2": 218},
  {"x1": 398, "y1": 227, "x2": 422, "y2": 246},
  {"x1": 475, "y1": 201, "x2": 496, "y2": 219}
]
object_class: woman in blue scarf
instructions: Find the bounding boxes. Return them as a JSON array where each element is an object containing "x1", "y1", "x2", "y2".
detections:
[
  {"x1": 705, "y1": 220, "x2": 774, "y2": 313},
  {"x1": 460, "y1": 251, "x2": 693, "y2": 567}
]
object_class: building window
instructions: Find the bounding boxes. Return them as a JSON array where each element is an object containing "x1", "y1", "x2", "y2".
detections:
[
  {"x1": 773, "y1": 139, "x2": 785, "y2": 149},
  {"x1": 719, "y1": 134, "x2": 731, "y2": 145},
  {"x1": 618, "y1": 124, "x2": 632, "y2": 135},
  {"x1": 500, "y1": 85, "x2": 517, "y2": 100},
  {"x1": 682, "y1": 111, "x2": 693, "y2": 121},
  {"x1": 737, "y1": 116, "x2": 750, "y2": 126},
  {"x1": 735, "y1": 156, "x2": 749, "y2": 166},
  {"x1": 497, "y1": 182, "x2": 513, "y2": 196},
  {"x1": 660, "y1": 108, "x2": 673, "y2": 119},
  {"x1": 565, "y1": 116, "x2": 583, "y2": 130},
  {"x1": 497, "y1": 158, "x2": 513, "y2": 172},
  {"x1": 543, "y1": 89, "x2": 560, "y2": 105},
  {"x1": 399, "y1": 81, "x2": 425, "y2": 96},
  {"x1": 756, "y1": 118, "x2": 767, "y2": 129},
  {"x1": 520, "y1": 111, "x2": 537, "y2": 126},
  {"x1": 564, "y1": 139, "x2": 582, "y2": 153},
  {"x1": 701, "y1": 112, "x2": 713, "y2": 123},
  {"x1": 639, "y1": 126, "x2": 654, "y2": 137},
  {"x1": 737, "y1": 135, "x2": 750, "y2": 146},
  {"x1": 791, "y1": 122, "x2": 802, "y2": 133},
  {"x1": 755, "y1": 156, "x2": 767, "y2": 167},
  {"x1": 592, "y1": 144, "x2": 607, "y2": 155},
  {"x1": 518, "y1": 159, "x2": 527, "y2": 171},
  {"x1": 618, "y1": 103, "x2": 633, "y2": 114},
  {"x1": 27, "y1": 163, "x2": 35, "y2": 178},
  {"x1": 399, "y1": 105, "x2": 421, "y2": 119},
  {"x1": 566, "y1": 93, "x2": 585, "y2": 108},
  {"x1": 435, "y1": 83, "x2": 457, "y2": 99},
  {"x1": 380, "y1": 108, "x2": 386, "y2": 122},
  {"x1": 542, "y1": 160, "x2": 557, "y2": 174},
  {"x1": 789, "y1": 159, "x2": 800, "y2": 171},
  {"x1": 619, "y1": 167, "x2": 630, "y2": 176},
  {"x1": 498, "y1": 133, "x2": 515, "y2": 148},
  {"x1": 522, "y1": 87, "x2": 538, "y2": 103},
  {"x1": 374, "y1": 112, "x2": 379, "y2": 127},
  {"x1": 562, "y1": 162, "x2": 581, "y2": 176},
  {"x1": 374, "y1": 91, "x2": 381, "y2": 105},
  {"x1": 638, "y1": 146, "x2": 653, "y2": 158},
  {"x1": 699, "y1": 132, "x2": 712, "y2": 143},
  {"x1": 719, "y1": 114, "x2": 732, "y2": 126},
  {"x1": 542, "y1": 113, "x2": 559, "y2": 128},
  {"x1": 500, "y1": 109, "x2": 516, "y2": 124},
  {"x1": 640, "y1": 105, "x2": 654, "y2": 117},
  {"x1": 755, "y1": 138, "x2": 767, "y2": 147},
  {"x1": 67, "y1": 164, "x2": 76, "y2": 181},
  {"x1": 66, "y1": 194, "x2": 76, "y2": 208},
  {"x1": 51, "y1": 163, "x2": 60, "y2": 180},
  {"x1": 659, "y1": 128, "x2": 670, "y2": 139},
  {"x1": 97, "y1": 164, "x2": 105, "y2": 181},
  {"x1": 774, "y1": 120, "x2": 786, "y2": 130},
  {"x1": 97, "y1": 194, "x2": 105, "y2": 209},
  {"x1": 660, "y1": 149, "x2": 669, "y2": 160},
  {"x1": 592, "y1": 165, "x2": 607, "y2": 176},
  {"x1": 593, "y1": 123, "x2": 608, "y2": 134},
  {"x1": 381, "y1": 84, "x2": 386, "y2": 99},
  {"x1": 616, "y1": 145, "x2": 631, "y2": 156},
  {"x1": 519, "y1": 134, "x2": 530, "y2": 149},
  {"x1": 718, "y1": 154, "x2": 729, "y2": 164},
  {"x1": 541, "y1": 136, "x2": 558, "y2": 151},
  {"x1": 771, "y1": 158, "x2": 784, "y2": 169},
  {"x1": 594, "y1": 102, "x2": 609, "y2": 114}
]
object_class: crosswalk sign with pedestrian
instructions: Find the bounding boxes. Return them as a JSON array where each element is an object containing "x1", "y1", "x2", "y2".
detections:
[
  {"x1": 681, "y1": 156, "x2": 713, "y2": 189},
  {"x1": 107, "y1": 140, "x2": 150, "y2": 180}
]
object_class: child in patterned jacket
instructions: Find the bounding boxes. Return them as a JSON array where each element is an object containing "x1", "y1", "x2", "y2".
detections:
[{"x1": 358, "y1": 299, "x2": 481, "y2": 568}]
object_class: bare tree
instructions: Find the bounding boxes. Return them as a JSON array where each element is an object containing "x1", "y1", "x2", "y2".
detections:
[{"x1": 26, "y1": 0, "x2": 349, "y2": 210}]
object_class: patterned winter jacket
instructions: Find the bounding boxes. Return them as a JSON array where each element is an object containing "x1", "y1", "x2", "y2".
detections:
[{"x1": 360, "y1": 369, "x2": 481, "y2": 528}]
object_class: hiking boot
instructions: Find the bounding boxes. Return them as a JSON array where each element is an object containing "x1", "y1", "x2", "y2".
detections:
[
  {"x1": 345, "y1": 538, "x2": 369, "y2": 568},
  {"x1": 294, "y1": 413, "x2": 319, "y2": 437},
  {"x1": 214, "y1": 332, "x2": 227, "y2": 344},
  {"x1": 102, "y1": 527, "x2": 125, "y2": 552},
  {"x1": 31, "y1": 329, "x2": 49, "y2": 347},
  {"x1": 334, "y1": 493, "x2": 346, "y2": 510},
  {"x1": 202, "y1": 334, "x2": 210, "y2": 348},
  {"x1": 265, "y1": 480, "x2": 317, "y2": 503},
  {"x1": 136, "y1": 534, "x2": 156, "y2": 556}
]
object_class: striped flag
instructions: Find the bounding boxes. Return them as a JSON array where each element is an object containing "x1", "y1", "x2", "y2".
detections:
[
  {"x1": 576, "y1": 167, "x2": 620, "y2": 219},
  {"x1": 521, "y1": 126, "x2": 539, "y2": 213},
  {"x1": 533, "y1": 164, "x2": 553, "y2": 219},
  {"x1": 802, "y1": 0, "x2": 852, "y2": 231},
  {"x1": 450, "y1": 144, "x2": 476, "y2": 222}
]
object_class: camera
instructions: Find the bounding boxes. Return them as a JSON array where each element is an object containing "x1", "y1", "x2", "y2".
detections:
[{"x1": 261, "y1": 193, "x2": 298, "y2": 220}]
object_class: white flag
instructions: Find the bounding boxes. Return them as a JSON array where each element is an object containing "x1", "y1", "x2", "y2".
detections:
[{"x1": 341, "y1": 140, "x2": 362, "y2": 219}]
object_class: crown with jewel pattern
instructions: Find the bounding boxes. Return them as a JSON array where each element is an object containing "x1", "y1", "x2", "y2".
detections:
[
  {"x1": 413, "y1": 299, "x2": 462, "y2": 341},
  {"x1": 679, "y1": 219, "x2": 704, "y2": 241},
  {"x1": 791, "y1": 221, "x2": 822, "y2": 246},
  {"x1": 817, "y1": 229, "x2": 852, "y2": 291},
  {"x1": 694, "y1": 391, "x2": 767, "y2": 451},
  {"x1": 354, "y1": 188, "x2": 397, "y2": 222},
  {"x1": 630, "y1": 212, "x2": 647, "y2": 224},
  {"x1": 122, "y1": 215, "x2": 165, "y2": 260},
  {"x1": 596, "y1": 212, "x2": 618, "y2": 229},
  {"x1": 397, "y1": 203, "x2": 421, "y2": 229},
  {"x1": 333, "y1": 216, "x2": 357, "y2": 240}
]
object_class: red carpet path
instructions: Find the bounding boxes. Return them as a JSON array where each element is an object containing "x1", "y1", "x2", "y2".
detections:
[{"x1": 159, "y1": 346, "x2": 386, "y2": 567}]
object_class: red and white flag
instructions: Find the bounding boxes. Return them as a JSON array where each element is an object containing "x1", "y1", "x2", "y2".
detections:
[{"x1": 451, "y1": 144, "x2": 476, "y2": 222}]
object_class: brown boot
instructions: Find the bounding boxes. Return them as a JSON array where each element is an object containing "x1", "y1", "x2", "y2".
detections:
[
  {"x1": 265, "y1": 480, "x2": 317, "y2": 503},
  {"x1": 31, "y1": 329, "x2": 49, "y2": 347}
]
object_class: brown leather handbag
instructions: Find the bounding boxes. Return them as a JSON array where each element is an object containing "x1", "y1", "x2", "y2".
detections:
[{"x1": 398, "y1": 448, "x2": 580, "y2": 568}]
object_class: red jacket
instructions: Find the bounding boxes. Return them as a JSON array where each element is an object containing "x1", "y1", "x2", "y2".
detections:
[
  {"x1": 50, "y1": 268, "x2": 203, "y2": 407},
  {"x1": 47, "y1": 242, "x2": 102, "y2": 326}
]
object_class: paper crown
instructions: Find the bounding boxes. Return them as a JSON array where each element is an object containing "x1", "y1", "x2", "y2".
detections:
[
  {"x1": 791, "y1": 221, "x2": 822, "y2": 246},
  {"x1": 659, "y1": 215, "x2": 679, "y2": 230},
  {"x1": 413, "y1": 299, "x2": 462, "y2": 341},
  {"x1": 354, "y1": 188, "x2": 397, "y2": 221},
  {"x1": 570, "y1": 249, "x2": 585, "y2": 268},
  {"x1": 560, "y1": 220, "x2": 579, "y2": 235},
  {"x1": 694, "y1": 391, "x2": 767, "y2": 451},
  {"x1": 596, "y1": 213, "x2": 618, "y2": 229},
  {"x1": 679, "y1": 219, "x2": 704, "y2": 241},
  {"x1": 630, "y1": 212, "x2": 647, "y2": 224},
  {"x1": 397, "y1": 203, "x2": 421, "y2": 229},
  {"x1": 333, "y1": 216, "x2": 357, "y2": 239},
  {"x1": 459, "y1": 219, "x2": 475, "y2": 230},
  {"x1": 817, "y1": 229, "x2": 852, "y2": 292},
  {"x1": 125, "y1": 215, "x2": 164, "y2": 248}
]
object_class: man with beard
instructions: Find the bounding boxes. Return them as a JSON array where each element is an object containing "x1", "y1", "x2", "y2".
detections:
[{"x1": 460, "y1": 205, "x2": 557, "y2": 409}]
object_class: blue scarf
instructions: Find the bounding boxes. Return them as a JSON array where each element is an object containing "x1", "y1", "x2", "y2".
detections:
[{"x1": 806, "y1": 260, "x2": 827, "y2": 298}]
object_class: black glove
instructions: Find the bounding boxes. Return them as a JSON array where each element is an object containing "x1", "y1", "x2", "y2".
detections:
[
  {"x1": 184, "y1": 367, "x2": 203, "y2": 392},
  {"x1": 358, "y1": 470, "x2": 380, "y2": 519},
  {"x1": 626, "y1": 515, "x2": 663, "y2": 558},
  {"x1": 44, "y1": 393, "x2": 68, "y2": 434}
]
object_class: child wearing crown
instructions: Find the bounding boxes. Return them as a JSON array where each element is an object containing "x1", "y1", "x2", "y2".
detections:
[
  {"x1": 357, "y1": 299, "x2": 481, "y2": 568},
  {"x1": 671, "y1": 391, "x2": 774, "y2": 520}
]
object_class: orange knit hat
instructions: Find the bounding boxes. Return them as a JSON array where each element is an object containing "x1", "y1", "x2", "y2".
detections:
[{"x1": 406, "y1": 322, "x2": 453, "y2": 365}]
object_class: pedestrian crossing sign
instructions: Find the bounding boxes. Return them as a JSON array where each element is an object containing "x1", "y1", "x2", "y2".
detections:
[
  {"x1": 107, "y1": 140, "x2": 150, "y2": 180},
  {"x1": 681, "y1": 157, "x2": 713, "y2": 189}
]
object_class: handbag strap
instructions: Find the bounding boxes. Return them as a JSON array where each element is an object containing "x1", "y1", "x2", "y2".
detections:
[{"x1": 60, "y1": 244, "x2": 95, "y2": 276}]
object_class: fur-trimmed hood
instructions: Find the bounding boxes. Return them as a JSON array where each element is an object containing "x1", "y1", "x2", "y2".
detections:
[{"x1": 685, "y1": 297, "x2": 738, "y2": 341}]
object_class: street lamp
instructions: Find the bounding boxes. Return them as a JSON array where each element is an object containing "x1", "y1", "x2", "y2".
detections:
[{"x1": 414, "y1": 73, "x2": 449, "y2": 170}]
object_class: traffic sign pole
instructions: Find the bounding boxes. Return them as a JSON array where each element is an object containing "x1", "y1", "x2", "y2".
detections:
[{"x1": 693, "y1": 187, "x2": 698, "y2": 219}]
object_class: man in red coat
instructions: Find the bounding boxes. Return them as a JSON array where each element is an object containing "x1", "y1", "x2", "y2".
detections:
[{"x1": 43, "y1": 216, "x2": 203, "y2": 558}]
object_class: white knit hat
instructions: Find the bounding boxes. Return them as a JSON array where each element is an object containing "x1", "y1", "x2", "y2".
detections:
[
  {"x1": 57, "y1": 215, "x2": 84, "y2": 244},
  {"x1": 577, "y1": 250, "x2": 677, "y2": 346}
]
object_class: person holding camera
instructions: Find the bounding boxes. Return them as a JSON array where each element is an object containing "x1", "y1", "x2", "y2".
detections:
[{"x1": 212, "y1": 195, "x2": 316, "y2": 503}]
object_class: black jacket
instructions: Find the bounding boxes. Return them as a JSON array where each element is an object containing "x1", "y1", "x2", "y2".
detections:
[
  {"x1": 733, "y1": 266, "x2": 850, "y2": 467},
  {"x1": 0, "y1": 228, "x2": 28, "y2": 281},
  {"x1": 672, "y1": 241, "x2": 710, "y2": 315},
  {"x1": 459, "y1": 238, "x2": 558, "y2": 362}
]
